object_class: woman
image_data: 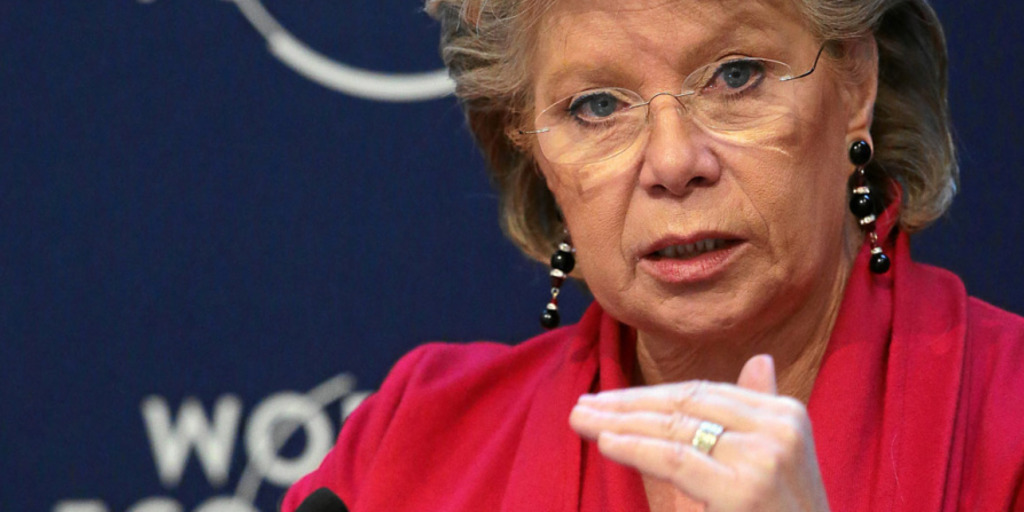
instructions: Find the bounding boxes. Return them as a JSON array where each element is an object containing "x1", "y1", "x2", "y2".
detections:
[{"x1": 283, "y1": 0, "x2": 1024, "y2": 510}]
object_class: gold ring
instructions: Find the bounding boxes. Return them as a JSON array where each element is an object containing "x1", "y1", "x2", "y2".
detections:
[{"x1": 691, "y1": 421, "x2": 724, "y2": 455}]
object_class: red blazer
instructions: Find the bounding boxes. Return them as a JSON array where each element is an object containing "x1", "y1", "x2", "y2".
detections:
[{"x1": 282, "y1": 232, "x2": 1024, "y2": 511}]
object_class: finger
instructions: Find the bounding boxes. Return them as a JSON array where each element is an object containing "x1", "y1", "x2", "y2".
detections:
[
  {"x1": 577, "y1": 382, "x2": 763, "y2": 432},
  {"x1": 571, "y1": 406, "x2": 758, "y2": 471},
  {"x1": 596, "y1": 431, "x2": 731, "y2": 504},
  {"x1": 736, "y1": 354, "x2": 777, "y2": 395},
  {"x1": 570, "y1": 405, "x2": 703, "y2": 442},
  {"x1": 579, "y1": 379, "x2": 776, "y2": 411}
]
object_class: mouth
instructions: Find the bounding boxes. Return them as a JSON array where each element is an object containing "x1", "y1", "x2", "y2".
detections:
[
  {"x1": 645, "y1": 238, "x2": 741, "y2": 260},
  {"x1": 638, "y1": 235, "x2": 745, "y2": 284}
]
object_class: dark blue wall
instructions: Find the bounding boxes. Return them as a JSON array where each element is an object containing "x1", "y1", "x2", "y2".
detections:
[{"x1": 1, "y1": 2, "x2": 1020, "y2": 511}]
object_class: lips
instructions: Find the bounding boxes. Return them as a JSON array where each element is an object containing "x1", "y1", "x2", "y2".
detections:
[
  {"x1": 639, "y1": 234, "x2": 745, "y2": 284},
  {"x1": 643, "y1": 235, "x2": 743, "y2": 260}
]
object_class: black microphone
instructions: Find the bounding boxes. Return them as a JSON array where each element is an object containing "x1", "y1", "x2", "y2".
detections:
[{"x1": 294, "y1": 487, "x2": 349, "y2": 512}]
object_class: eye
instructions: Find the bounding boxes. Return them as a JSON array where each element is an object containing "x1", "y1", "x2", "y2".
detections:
[
  {"x1": 709, "y1": 59, "x2": 765, "y2": 92},
  {"x1": 568, "y1": 91, "x2": 623, "y2": 121}
]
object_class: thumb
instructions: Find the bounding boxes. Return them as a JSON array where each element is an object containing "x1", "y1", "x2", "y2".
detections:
[{"x1": 737, "y1": 354, "x2": 777, "y2": 395}]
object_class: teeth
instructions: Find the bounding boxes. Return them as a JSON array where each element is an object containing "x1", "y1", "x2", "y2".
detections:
[{"x1": 657, "y1": 239, "x2": 724, "y2": 258}]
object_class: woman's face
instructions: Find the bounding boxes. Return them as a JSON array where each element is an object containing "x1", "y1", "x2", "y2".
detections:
[{"x1": 530, "y1": 0, "x2": 872, "y2": 342}]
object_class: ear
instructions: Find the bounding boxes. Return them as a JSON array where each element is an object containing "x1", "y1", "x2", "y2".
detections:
[{"x1": 838, "y1": 36, "x2": 879, "y2": 146}]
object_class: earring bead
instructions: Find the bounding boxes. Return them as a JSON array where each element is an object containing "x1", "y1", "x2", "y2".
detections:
[
  {"x1": 869, "y1": 251, "x2": 891, "y2": 274},
  {"x1": 849, "y1": 140, "x2": 872, "y2": 166}
]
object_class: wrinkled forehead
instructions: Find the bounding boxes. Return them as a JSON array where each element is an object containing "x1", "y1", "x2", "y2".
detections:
[{"x1": 530, "y1": 0, "x2": 814, "y2": 100}]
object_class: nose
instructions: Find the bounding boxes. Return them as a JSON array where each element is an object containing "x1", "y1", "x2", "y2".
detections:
[{"x1": 637, "y1": 95, "x2": 721, "y2": 196}]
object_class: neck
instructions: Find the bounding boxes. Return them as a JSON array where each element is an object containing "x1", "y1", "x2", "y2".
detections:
[{"x1": 633, "y1": 237, "x2": 859, "y2": 403}]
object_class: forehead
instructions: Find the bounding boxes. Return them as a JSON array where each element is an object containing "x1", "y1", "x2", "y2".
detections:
[{"x1": 531, "y1": 0, "x2": 813, "y2": 99}]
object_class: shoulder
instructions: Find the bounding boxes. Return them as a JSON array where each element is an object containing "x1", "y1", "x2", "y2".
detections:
[
  {"x1": 922, "y1": 276, "x2": 1024, "y2": 506},
  {"x1": 376, "y1": 324, "x2": 584, "y2": 408},
  {"x1": 962, "y1": 296, "x2": 1024, "y2": 403},
  {"x1": 956, "y1": 298, "x2": 1024, "y2": 506},
  {"x1": 906, "y1": 259, "x2": 1024, "y2": 392},
  {"x1": 965, "y1": 296, "x2": 1024, "y2": 344},
  {"x1": 886, "y1": 257, "x2": 1024, "y2": 505},
  {"x1": 903, "y1": 259, "x2": 1024, "y2": 342},
  {"x1": 281, "y1": 316, "x2": 598, "y2": 511}
]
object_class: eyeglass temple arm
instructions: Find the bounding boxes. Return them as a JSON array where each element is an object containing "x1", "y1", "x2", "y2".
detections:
[
  {"x1": 781, "y1": 43, "x2": 828, "y2": 82},
  {"x1": 519, "y1": 128, "x2": 550, "y2": 134}
]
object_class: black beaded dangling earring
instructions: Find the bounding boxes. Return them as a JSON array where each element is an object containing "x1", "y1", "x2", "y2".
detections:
[
  {"x1": 848, "y1": 140, "x2": 890, "y2": 274},
  {"x1": 540, "y1": 238, "x2": 575, "y2": 329}
]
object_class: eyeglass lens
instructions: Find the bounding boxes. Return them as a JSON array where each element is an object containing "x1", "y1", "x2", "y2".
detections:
[{"x1": 534, "y1": 56, "x2": 807, "y2": 165}]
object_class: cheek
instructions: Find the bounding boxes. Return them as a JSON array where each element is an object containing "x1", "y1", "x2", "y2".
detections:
[
  {"x1": 715, "y1": 100, "x2": 852, "y2": 266},
  {"x1": 571, "y1": 217, "x2": 622, "y2": 284},
  {"x1": 540, "y1": 162, "x2": 636, "y2": 282},
  {"x1": 767, "y1": 85, "x2": 852, "y2": 204}
]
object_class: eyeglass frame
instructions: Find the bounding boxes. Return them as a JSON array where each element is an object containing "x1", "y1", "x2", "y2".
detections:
[{"x1": 517, "y1": 43, "x2": 830, "y2": 164}]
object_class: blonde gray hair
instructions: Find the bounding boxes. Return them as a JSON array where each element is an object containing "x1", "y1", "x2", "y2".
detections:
[{"x1": 425, "y1": 0, "x2": 958, "y2": 261}]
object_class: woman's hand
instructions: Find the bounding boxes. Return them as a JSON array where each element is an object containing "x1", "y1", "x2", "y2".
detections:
[{"x1": 569, "y1": 355, "x2": 830, "y2": 512}]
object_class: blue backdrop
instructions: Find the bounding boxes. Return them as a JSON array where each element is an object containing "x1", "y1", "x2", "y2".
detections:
[{"x1": 2, "y1": 2, "x2": 1021, "y2": 511}]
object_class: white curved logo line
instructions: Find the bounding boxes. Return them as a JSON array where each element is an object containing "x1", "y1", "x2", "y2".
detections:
[
  {"x1": 228, "y1": 0, "x2": 455, "y2": 103},
  {"x1": 233, "y1": 373, "x2": 365, "y2": 505}
]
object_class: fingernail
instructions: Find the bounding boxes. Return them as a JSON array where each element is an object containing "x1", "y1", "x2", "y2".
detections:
[{"x1": 570, "y1": 405, "x2": 588, "y2": 421}]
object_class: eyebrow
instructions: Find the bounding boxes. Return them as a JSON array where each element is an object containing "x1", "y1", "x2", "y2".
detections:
[{"x1": 537, "y1": 64, "x2": 632, "y2": 104}]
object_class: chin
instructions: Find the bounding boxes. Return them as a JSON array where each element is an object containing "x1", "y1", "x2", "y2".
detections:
[
  {"x1": 652, "y1": 261, "x2": 825, "y2": 339},
  {"x1": 608, "y1": 286, "x2": 773, "y2": 344}
]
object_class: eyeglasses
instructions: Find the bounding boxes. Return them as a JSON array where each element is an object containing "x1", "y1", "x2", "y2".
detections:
[{"x1": 521, "y1": 45, "x2": 827, "y2": 165}]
